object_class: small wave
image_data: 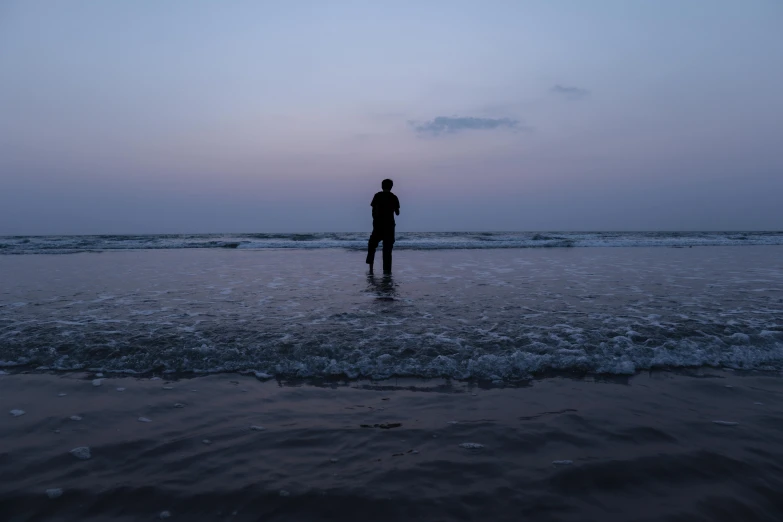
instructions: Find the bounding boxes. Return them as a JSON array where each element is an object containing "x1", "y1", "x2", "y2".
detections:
[
  {"x1": 3, "y1": 335, "x2": 782, "y2": 381},
  {"x1": 1, "y1": 231, "x2": 782, "y2": 254}
]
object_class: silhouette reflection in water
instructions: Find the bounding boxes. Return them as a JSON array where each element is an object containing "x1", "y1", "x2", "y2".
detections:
[{"x1": 366, "y1": 273, "x2": 397, "y2": 301}]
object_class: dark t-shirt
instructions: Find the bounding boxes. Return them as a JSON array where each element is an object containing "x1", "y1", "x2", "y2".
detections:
[{"x1": 371, "y1": 191, "x2": 400, "y2": 226}]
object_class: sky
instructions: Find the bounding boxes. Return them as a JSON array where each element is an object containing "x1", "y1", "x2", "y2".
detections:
[{"x1": 1, "y1": 0, "x2": 782, "y2": 234}]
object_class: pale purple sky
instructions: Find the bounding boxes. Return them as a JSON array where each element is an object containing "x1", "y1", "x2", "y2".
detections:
[{"x1": 1, "y1": 1, "x2": 782, "y2": 234}]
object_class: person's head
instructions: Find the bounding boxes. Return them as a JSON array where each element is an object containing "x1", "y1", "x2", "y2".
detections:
[{"x1": 382, "y1": 179, "x2": 393, "y2": 192}]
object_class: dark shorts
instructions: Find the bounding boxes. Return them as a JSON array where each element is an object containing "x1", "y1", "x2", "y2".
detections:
[{"x1": 368, "y1": 223, "x2": 395, "y2": 249}]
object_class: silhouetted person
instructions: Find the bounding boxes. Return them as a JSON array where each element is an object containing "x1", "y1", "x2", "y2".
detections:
[{"x1": 366, "y1": 179, "x2": 399, "y2": 274}]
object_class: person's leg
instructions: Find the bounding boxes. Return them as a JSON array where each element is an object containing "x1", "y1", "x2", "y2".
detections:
[
  {"x1": 382, "y1": 242, "x2": 392, "y2": 273},
  {"x1": 367, "y1": 230, "x2": 381, "y2": 272},
  {"x1": 382, "y1": 225, "x2": 395, "y2": 273}
]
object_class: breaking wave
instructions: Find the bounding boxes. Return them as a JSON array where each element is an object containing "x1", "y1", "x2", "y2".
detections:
[{"x1": 1, "y1": 231, "x2": 782, "y2": 255}]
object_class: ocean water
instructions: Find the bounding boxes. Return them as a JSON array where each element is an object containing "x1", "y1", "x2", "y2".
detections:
[
  {"x1": 1, "y1": 246, "x2": 781, "y2": 380},
  {"x1": 1, "y1": 230, "x2": 782, "y2": 254},
  {"x1": 3, "y1": 244, "x2": 783, "y2": 521}
]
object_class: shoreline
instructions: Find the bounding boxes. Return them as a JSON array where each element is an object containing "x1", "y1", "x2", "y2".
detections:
[{"x1": 2, "y1": 364, "x2": 781, "y2": 387}]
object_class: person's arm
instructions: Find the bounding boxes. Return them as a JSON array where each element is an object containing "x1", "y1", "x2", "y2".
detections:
[
  {"x1": 371, "y1": 194, "x2": 377, "y2": 216},
  {"x1": 395, "y1": 195, "x2": 400, "y2": 215}
]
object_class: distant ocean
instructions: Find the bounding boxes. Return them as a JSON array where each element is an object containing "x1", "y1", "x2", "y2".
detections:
[{"x1": 1, "y1": 231, "x2": 782, "y2": 254}]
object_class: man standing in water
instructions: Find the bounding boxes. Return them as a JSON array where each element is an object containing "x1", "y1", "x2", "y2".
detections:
[{"x1": 366, "y1": 179, "x2": 400, "y2": 274}]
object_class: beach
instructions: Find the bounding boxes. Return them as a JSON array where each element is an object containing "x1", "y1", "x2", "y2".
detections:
[
  {"x1": 3, "y1": 0, "x2": 781, "y2": 518},
  {"x1": 3, "y1": 370, "x2": 783, "y2": 521},
  {"x1": 2, "y1": 245, "x2": 783, "y2": 520}
]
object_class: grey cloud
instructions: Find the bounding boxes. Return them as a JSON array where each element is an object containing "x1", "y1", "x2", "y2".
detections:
[
  {"x1": 410, "y1": 116, "x2": 523, "y2": 136},
  {"x1": 551, "y1": 85, "x2": 590, "y2": 99}
]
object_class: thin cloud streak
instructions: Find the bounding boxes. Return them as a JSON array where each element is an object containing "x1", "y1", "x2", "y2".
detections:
[
  {"x1": 551, "y1": 85, "x2": 590, "y2": 99},
  {"x1": 410, "y1": 116, "x2": 525, "y2": 136}
]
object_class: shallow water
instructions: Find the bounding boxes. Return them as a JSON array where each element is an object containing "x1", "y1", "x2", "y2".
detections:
[
  {"x1": 1, "y1": 247, "x2": 782, "y2": 379},
  {"x1": 3, "y1": 247, "x2": 783, "y2": 521}
]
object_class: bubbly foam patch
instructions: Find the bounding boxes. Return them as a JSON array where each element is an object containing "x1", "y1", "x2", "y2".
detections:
[
  {"x1": 1, "y1": 247, "x2": 781, "y2": 382},
  {"x1": 70, "y1": 447, "x2": 91, "y2": 460}
]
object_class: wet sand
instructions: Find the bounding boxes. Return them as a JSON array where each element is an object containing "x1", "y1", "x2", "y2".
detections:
[{"x1": 3, "y1": 370, "x2": 783, "y2": 521}]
